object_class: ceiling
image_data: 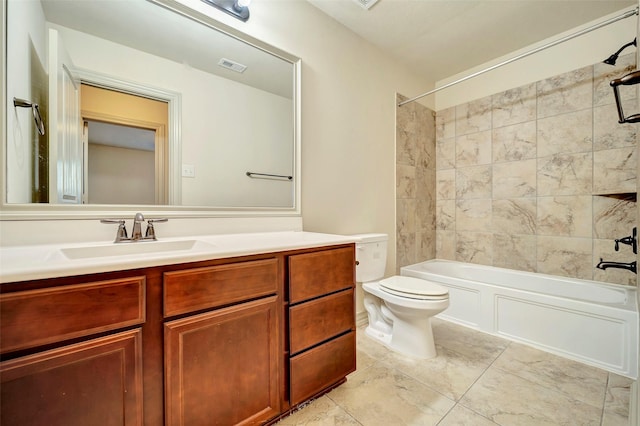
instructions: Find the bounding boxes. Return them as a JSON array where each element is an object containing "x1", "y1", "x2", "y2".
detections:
[
  {"x1": 41, "y1": 0, "x2": 294, "y2": 98},
  {"x1": 306, "y1": 0, "x2": 637, "y2": 82}
]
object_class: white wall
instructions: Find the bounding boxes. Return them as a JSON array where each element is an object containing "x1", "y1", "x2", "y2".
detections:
[
  {"x1": 175, "y1": 0, "x2": 435, "y2": 277},
  {"x1": 434, "y1": 7, "x2": 637, "y2": 110},
  {"x1": 6, "y1": 0, "x2": 47, "y2": 203},
  {"x1": 88, "y1": 144, "x2": 155, "y2": 205}
]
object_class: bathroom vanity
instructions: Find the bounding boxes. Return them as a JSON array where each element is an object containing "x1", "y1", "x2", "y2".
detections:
[{"x1": 0, "y1": 233, "x2": 356, "y2": 425}]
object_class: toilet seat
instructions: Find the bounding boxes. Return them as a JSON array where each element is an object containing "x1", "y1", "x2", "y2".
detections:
[{"x1": 379, "y1": 276, "x2": 448, "y2": 300}]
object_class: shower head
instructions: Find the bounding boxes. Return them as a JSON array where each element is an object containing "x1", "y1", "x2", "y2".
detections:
[{"x1": 603, "y1": 38, "x2": 636, "y2": 65}]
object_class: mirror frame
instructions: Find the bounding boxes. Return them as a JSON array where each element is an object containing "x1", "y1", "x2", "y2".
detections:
[{"x1": 0, "y1": 0, "x2": 302, "y2": 220}]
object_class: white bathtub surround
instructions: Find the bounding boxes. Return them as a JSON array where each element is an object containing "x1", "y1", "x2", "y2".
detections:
[
  {"x1": 432, "y1": 53, "x2": 638, "y2": 287},
  {"x1": 401, "y1": 259, "x2": 638, "y2": 378}
]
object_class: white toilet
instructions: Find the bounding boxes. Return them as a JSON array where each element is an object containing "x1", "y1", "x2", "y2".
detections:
[{"x1": 354, "y1": 234, "x2": 449, "y2": 359}]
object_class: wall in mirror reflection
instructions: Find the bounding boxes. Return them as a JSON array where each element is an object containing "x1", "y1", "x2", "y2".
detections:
[{"x1": 7, "y1": 0, "x2": 295, "y2": 208}]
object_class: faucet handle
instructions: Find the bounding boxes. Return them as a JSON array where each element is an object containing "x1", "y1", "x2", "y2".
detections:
[
  {"x1": 100, "y1": 219, "x2": 128, "y2": 242},
  {"x1": 145, "y1": 218, "x2": 168, "y2": 240}
]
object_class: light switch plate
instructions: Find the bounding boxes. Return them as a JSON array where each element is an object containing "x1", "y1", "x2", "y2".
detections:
[{"x1": 182, "y1": 164, "x2": 195, "y2": 178}]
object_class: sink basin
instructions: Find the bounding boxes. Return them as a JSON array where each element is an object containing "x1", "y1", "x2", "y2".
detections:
[{"x1": 60, "y1": 239, "x2": 212, "y2": 260}]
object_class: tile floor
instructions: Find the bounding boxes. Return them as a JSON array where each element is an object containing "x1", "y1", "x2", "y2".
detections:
[{"x1": 277, "y1": 319, "x2": 634, "y2": 426}]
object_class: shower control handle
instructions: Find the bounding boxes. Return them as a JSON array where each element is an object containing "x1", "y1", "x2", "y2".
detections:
[{"x1": 614, "y1": 227, "x2": 637, "y2": 254}]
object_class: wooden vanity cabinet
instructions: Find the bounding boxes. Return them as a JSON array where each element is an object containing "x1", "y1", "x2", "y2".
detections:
[
  {"x1": 0, "y1": 243, "x2": 356, "y2": 425},
  {"x1": 0, "y1": 275, "x2": 146, "y2": 426},
  {"x1": 163, "y1": 258, "x2": 282, "y2": 426},
  {"x1": 287, "y1": 246, "x2": 356, "y2": 406}
]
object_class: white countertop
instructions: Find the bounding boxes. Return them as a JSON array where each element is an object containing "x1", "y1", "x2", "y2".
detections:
[{"x1": 0, "y1": 231, "x2": 357, "y2": 283}]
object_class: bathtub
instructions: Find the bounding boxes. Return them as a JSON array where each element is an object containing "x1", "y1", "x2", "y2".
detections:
[{"x1": 400, "y1": 259, "x2": 638, "y2": 378}]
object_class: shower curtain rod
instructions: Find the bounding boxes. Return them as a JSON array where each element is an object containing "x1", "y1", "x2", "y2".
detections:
[{"x1": 398, "y1": 7, "x2": 639, "y2": 107}]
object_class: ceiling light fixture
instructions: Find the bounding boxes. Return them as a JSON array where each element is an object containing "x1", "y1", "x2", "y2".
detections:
[{"x1": 202, "y1": 0, "x2": 251, "y2": 22}]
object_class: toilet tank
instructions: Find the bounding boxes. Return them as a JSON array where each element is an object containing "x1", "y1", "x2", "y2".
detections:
[{"x1": 352, "y1": 233, "x2": 388, "y2": 282}]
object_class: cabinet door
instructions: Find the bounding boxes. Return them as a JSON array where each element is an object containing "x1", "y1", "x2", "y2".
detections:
[
  {"x1": 165, "y1": 296, "x2": 280, "y2": 426},
  {"x1": 0, "y1": 329, "x2": 143, "y2": 426}
]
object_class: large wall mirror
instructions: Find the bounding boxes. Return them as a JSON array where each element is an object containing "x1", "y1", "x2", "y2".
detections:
[{"x1": 3, "y1": 0, "x2": 300, "y2": 217}]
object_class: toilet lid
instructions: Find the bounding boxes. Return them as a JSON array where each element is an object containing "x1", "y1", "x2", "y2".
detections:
[{"x1": 379, "y1": 276, "x2": 448, "y2": 300}]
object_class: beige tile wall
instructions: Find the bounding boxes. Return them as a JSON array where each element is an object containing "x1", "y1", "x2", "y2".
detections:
[
  {"x1": 433, "y1": 54, "x2": 638, "y2": 286},
  {"x1": 396, "y1": 94, "x2": 436, "y2": 271}
]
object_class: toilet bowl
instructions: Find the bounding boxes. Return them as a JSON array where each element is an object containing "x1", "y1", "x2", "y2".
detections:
[{"x1": 354, "y1": 234, "x2": 449, "y2": 359}]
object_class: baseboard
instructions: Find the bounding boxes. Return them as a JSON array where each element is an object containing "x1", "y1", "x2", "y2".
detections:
[{"x1": 356, "y1": 311, "x2": 368, "y2": 328}]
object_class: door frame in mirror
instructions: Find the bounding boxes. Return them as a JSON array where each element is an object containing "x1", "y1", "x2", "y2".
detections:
[
  {"x1": 0, "y1": 0, "x2": 302, "y2": 220},
  {"x1": 76, "y1": 68, "x2": 183, "y2": 206}
]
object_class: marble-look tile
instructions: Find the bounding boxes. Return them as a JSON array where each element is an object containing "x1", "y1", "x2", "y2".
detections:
[
  {"x1": 438, "y1": 404, "x2": 498, "y2": 426},
  {"x1": 456, "y1": 97, "x2": 492, "y2": 136},
  {"x1": 416, "y1": 197, "x2": 435, "y2": 234},
  {"x1": 602, "y1": 373, "x2": 633, "y2": 426},
  {"x1": 537, "y1": 109, "x2": 592, "y2": 157},
  {"x1": 593, "y1": 239, "x2": 637, "y2": 286},
  {"x1": 537, "y1": 235, "x2": 592, "y2": 279},
  {"x1": 456, "y1": 165, "x2": 492, "y2": 199},
  {"x1": 436, "y1": 200, "x2": 456, "y2": 231},
  {"x1": 456, "y1": 199, "x2": 491, "y2": 232},
  {"x1": 436, "y1": 169, "x2": 456, "y2": 200},
  {"x1": 437, "y1": 106, "x2": 456, "y2": 140},
  {"x1": 381, "y1": 345, "x2": 490, "y2": 402},
  {"x1": 356, "y1": 326, "x2": 392, "y2": 362},
  {"x1": 431, "y1": 318, "x2": 509, "y2": 364},
  {"x1": 537, "y1": 152, "x2": 592, "y2": 196},
  {"x1": 492, "y1": 159, "x2": 536, "y2": 199},
  {"x1": 536, "y1": 195, "x2": 592, "y2": 238},
  {"x1": 593, "y1": 146, "x2": 636, "y2": 194},
  {"x1": 593, "y1": 195, "x2": 637, "y2": 239},
  {"x1": 460, "y1": 368, "x2": 602, "y2": 425},
  {"x1": 456, "y1": 232, "x2": 493, "y2": 265},
  {"x1": 277, "y1": 395, "x2": 359, "y2": 425},
  {"x1": 492, "y1": 343, "x2": 608, "y2": 408},
  {"x1": 396, "y1": 164, "x2": 416, "y2": 199},
  {"x1": 436, "y1": 230, "x2": 456, "y2": 260},
  {"x1": 492, "y1": 234, "x2": 537, "y2": 272},
  {"x1": 396, "y1": 199, "x2": 416, "y2": 234},
  {"x1": 455, "y1": 130, "x2": 491, "y2": 167},
  {"x1": 396, "y1": 231, "x2": 416, "y2": 268},
  {"x1": 396, "y1": 98, "x2": 417, "y2": 166},
  {"x1": 492, "y1": 120, "x2": 536, "y2": 163},
  {"x1": 537, "y1": 66, "x2": 593, "y2": 119},
  {"x1": 415, "y1": 167, "x2": 435, "y2": 203},
  {"x1": 327, "y1": 363, "x2": 455, "y2": 425},
  {"x1": 436, "y1": 137, "x2": 456, "y2": 170},
  {"x1": 417, "y1": 231, "x2": 436, "y2": 262},
  {"x1": 492, "y1": 198, "x2": 536, "y2": 235},
  {"x1": 594, "y1": 53, "x2": 636, "y2": 107},
  {"x1": 492, "y1": 82, "x2": 536, "y2": 128},
  {"x1": 416, "y1": 108, "x2": 436, "y2": 170},
  {"x1": 594, "y1": 100, "x2": 638, "y2": 151}
]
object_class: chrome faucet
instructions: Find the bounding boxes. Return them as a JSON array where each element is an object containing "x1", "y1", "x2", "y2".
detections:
[
  {"x1": 131, "y1": 212, "x2": 146, "y2": 241},
  {"x1": 101, "y1": 213, "x2": 168, "y2": 243},
  {"x1": 596, "y1": 259, "x2": 637, "y2": 274}
]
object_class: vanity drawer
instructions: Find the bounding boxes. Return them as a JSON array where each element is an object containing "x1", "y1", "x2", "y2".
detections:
[
  {"x1": 163, "y1": 258, "x2": 279, "y2": 317},
  {"x1": 288, "y1": 246, "x2": 354, "y2": 304},
  {"x1": 0, "y1": 276, "x2": 146, "y2": 354},
  {"x1": 289, "y1": 289, "x2": 354, "y2": 355},
  {"x1": 289, "y1": 331, "x2": 356, "y2": 406}
]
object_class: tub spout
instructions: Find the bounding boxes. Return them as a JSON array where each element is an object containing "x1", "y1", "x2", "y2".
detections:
[{"x1": 596, "y1": 258, "x2": 637, "y2": 274}]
